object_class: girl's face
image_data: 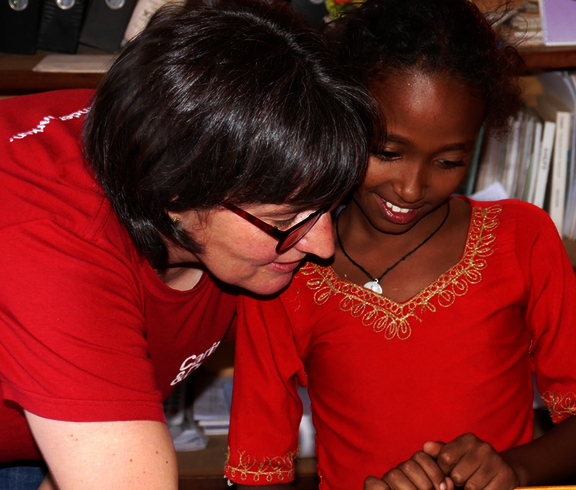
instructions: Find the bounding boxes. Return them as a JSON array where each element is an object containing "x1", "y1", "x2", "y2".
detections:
[{"x1": 354, "y1": 71, "x2": 485, "y2": 234}]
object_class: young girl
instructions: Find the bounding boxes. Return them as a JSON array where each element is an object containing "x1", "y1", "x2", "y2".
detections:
[{"x1": 225, "y1": 0, "x2": 576, "y2": 489}]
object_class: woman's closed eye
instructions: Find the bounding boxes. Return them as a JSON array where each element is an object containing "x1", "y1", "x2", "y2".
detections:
[{"x1": 273, "y1": 215, "x2": 299, "y2": 230}]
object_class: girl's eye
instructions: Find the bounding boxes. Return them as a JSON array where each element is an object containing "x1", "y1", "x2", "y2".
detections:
[
  {"x1": 438, "y1": 159, "x2": 465, "y2": 169},
  {"x1": 373, "y1": 150, "x2": 401, "y2": 161}
]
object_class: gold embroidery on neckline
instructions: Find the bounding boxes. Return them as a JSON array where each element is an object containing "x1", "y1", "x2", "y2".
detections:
[
  {"x1": 302, "y1": 205, "x2": 502, "y2": 340},
  {"x1": 224, "y1": 447, "x2": 297, "y2": 483}
]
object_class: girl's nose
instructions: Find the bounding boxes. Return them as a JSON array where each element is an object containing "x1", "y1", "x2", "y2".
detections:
[{"x1": 392, "y1": 165, "x2": 427, "y2": 204}]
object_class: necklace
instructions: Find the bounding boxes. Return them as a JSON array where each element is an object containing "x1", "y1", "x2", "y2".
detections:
[{"x1": 335, "y1": 200, "x2": 450, "y2": 294}]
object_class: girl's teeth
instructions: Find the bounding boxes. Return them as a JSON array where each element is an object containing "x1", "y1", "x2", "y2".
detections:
[{"x1": 385, "y1": 201, "x2": 410, "y2": 214}]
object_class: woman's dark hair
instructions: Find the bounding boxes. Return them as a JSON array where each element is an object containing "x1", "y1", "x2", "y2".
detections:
[
  {"x1": 327, "y1": 0, "x2": 524, "y2": 134},
  {"x1": 84, "y1": 0, "x2": 379, "y2": 266}
]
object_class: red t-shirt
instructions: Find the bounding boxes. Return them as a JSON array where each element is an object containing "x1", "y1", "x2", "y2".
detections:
[{"x1": 0, "y1": 90, "x2": 237, "y2": 461}]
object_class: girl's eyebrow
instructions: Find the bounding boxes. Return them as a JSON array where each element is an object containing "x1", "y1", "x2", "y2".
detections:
[
  {"x1": 436, "y1": 141, "x2": 477, "y2": 152},
  {"x1": 385, "y1": 133, "x2": 411, "y2": 145},
  {"x1": 385, "y1": 133, "x2": 476, "y2": 153}
]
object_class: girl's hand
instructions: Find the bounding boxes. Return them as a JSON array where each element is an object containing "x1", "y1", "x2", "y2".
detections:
[
  {"x1": 363, "y1": 449, "x2": 454, "y2": 490},
  {"x1": 364, "y1": 433, "x2": 520, "y2": 490},
  {"x1": 423, "y1": 433, "x2": 520, "y2": 490}
]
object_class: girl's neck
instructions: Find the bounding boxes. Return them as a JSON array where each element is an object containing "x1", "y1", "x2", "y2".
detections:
[{"x1": 333, "y1": 196, "x2": 471, "y2": 302}]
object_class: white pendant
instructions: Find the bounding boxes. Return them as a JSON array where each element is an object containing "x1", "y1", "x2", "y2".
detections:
[{"x1": 363, "y1": 281, "x2": 382, "y2": 294}]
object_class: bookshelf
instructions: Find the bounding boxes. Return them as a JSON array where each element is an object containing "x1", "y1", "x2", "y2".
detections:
[{"x1": 0, "y1": 46, "x2": 575, "y2": 95}]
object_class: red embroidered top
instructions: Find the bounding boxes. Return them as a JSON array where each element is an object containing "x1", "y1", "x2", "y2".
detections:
[{"x1": 226, "y1": 198, "x2": 576, "y2": 490}]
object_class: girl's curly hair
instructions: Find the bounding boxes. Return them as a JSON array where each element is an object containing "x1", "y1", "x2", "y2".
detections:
[{"x1": 327, "y1": 0, "x2": 525, "y2": 135}]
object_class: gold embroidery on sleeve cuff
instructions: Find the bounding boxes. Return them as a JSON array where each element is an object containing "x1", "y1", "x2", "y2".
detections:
[
  {"x1": 225, "y1": 447, "x2": 298, "y2": 483},
  {"x1": 542, "y1": 391, "x2": 576, "y2": 422}
]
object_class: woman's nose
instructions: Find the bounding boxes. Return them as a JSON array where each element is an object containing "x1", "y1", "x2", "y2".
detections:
[{"x1": 293, "y1": 212, "x2": 335, "y2": 259}]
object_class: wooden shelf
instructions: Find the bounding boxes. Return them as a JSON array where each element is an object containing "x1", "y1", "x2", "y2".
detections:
[
  {"x1": 1, "y1": 45, "x2": 576, "y2": 96},
  {"x1": 0, "y1": 53, "x2": 104, "y2": 95},
  {"x1": 521, "y1": 46, "x2": 576, "y2": 72}
]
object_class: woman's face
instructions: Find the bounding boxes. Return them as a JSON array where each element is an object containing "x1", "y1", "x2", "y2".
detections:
[
  {"x1": 173, "y1": 203, "x2": 335, "y2": 295},
  {"x1": 354, "y1": 71, "x2": 485, "y2": 234}
]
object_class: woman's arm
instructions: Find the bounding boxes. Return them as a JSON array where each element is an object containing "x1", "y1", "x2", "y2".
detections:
[{"x1": 26, "y1": 411, "x2": 178, "y2": 490}]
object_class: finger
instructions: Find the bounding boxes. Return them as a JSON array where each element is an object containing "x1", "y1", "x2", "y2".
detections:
[
  {"x1": 422, "y1": 441, "x2": 445, "y2": 459},
  {"x1": 381, "y1": 466, "x2": 421, "y2": 490},
  {"x1": 437, "y1": 434, "x2": 516, "y2": 490},
  {"x1": 457, "y1": 453, "x2": 517, "y2": 490},
  {"x1": 434, "y1": 433, "x2": 478, "y2": 476},
  {"x1": 381, "y1": 456, "x2": 444, "y2": 490},
  {"x1": 408, "y1": 451, "x2": 450, "y2": 490},
  {"x1": 365, "y1": 475, "x2": 391, "y2": 490}
]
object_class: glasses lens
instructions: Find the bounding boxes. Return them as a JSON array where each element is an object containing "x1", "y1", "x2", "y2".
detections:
[{"x1": 276, "y1": 211, "x2": 324, "y2": 253}]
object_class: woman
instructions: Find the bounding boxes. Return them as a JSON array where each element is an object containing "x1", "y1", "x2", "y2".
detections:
[{"x1": 0, "y1": 1, "x2": 378, "y2": 488}]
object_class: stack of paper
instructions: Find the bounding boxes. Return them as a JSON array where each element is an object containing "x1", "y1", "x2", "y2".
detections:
[{"x1": 192, "y1": 374, "x2": 233, "y2": 436}]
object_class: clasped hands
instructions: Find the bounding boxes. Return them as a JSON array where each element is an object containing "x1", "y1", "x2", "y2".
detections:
[{"x1": 364, "y1": 433, "x2": 520, "y2": 490}]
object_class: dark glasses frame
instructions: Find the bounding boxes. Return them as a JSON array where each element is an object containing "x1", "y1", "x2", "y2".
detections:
[{"x1": 223, "y1": 202, "x2": 327, "y2": 253}]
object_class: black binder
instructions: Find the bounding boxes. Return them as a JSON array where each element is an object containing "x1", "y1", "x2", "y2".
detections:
[
  {"x1": 78, "y1": 0, "x2": 138, "y2": 52},
  {"x1": 0, "y1": 0, "x2": 43, "y2": 54},
  {"x1": 36, "y1": 0, "x2": 88, "y2": 53}
]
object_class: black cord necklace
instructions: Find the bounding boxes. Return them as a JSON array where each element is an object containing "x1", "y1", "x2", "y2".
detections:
[{"x1": 335, "y1": 200, "x2": 450, "y2": 294}]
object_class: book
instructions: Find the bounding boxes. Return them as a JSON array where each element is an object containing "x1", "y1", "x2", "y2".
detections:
[
  {"x1": 32, "y1": 53, "x2": 115, "y2": 72},
  {"x1": 513, "y1": 107, "x2": 537, "y2": 200},
  {"x1": 535, "y1": 92, "x2": 571, "y2": 235},
  {"x1": 474, "y1": 128, "x2": 504, "y2": 194},
  {"x1": 0, "y1": 0, "x2": 43, "y2": 54},
  {"x1": 531, "y1": 118, "x2": 556, "y2": 210},
  {"x1": 79, "y1": 0, "x2": 138, "y2": 52},
  {"x1": 460, "y1": 125, "x2": 486, "y2": 196},
  {"x1": 538, "y1": 71, "x2": 576, "y2": 237},
  {"x1": 538, "y1": 0, "x2": 576, "y2": 46},
  {"x1": 522, "y1": 111, "x2": 543, "y2": 203},
  {"x1": 564, "y1": 71, "x2": 576, "y2": 239},
  {"x1": 36, "y1": 0, "x2": 88, "y2": 53},
  {"x1": 501, "y1": 110, "x2": 525, "y2": 197}
]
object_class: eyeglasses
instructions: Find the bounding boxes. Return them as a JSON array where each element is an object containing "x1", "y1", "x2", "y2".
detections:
[{"x1": 223, "y1": 203, "x2": 327, "y2": 253}]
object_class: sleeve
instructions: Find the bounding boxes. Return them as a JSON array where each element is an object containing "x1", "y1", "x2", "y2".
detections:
[
  {"x1": 515, "y1": 202, "x2": 576, "y2": 423},
  {"x1": 0, "y1": 220, "x2": 165, "y2": 423},
  {"x1": 225, "y1": 293, "x2": 306, "y2": 485}
]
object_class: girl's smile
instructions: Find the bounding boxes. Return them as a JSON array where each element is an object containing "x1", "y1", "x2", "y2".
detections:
[{"x1": 376, "y1": 195, "x2": 421, "y2": 224}]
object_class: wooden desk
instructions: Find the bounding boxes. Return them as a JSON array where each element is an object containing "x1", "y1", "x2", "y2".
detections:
[{"x1": 177, "y1": 435, "x2": 319, "y2": 490}]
